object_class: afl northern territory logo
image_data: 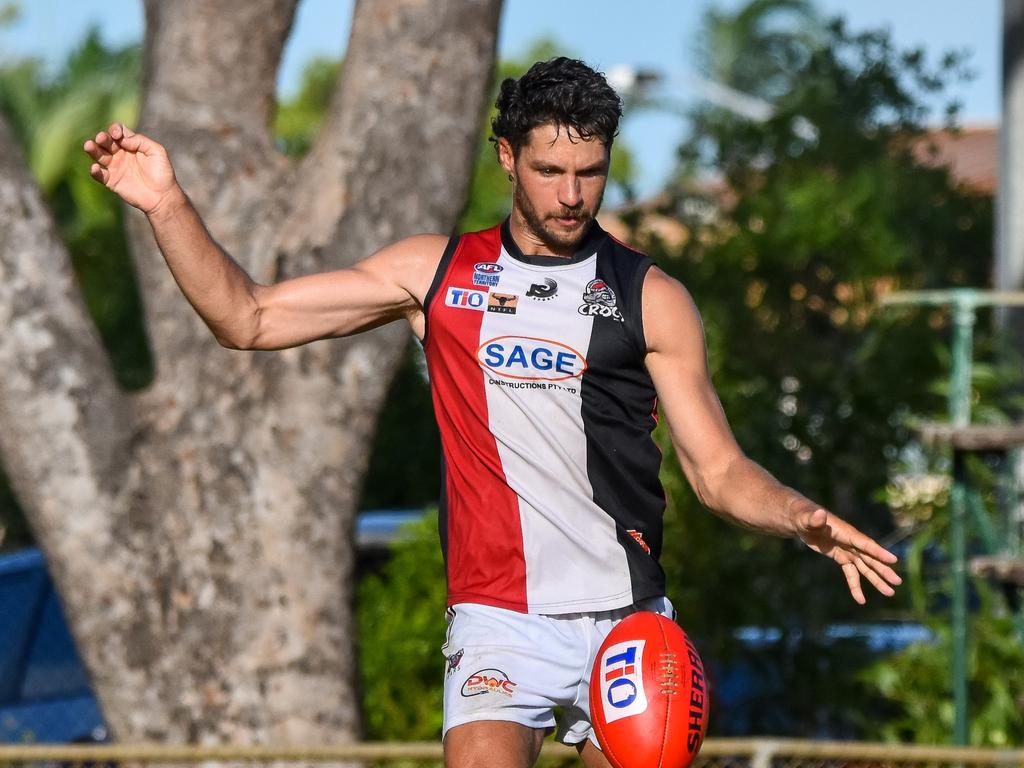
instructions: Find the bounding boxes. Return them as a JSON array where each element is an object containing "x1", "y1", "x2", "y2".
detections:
[
  {"x1": 477, "y1": 336, "x2": 587, "y2": 381},
  {"x1": 578, "y1": 278, "x2": 624, "y2": 322}
]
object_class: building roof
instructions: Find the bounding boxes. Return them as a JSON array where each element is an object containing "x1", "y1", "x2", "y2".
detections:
[
  {"x1": 601, "y1": 123, "x2": 999, "y2": 247},
  {"x1": 911, "y1": 123, "x2": 998, "y2": 194}
]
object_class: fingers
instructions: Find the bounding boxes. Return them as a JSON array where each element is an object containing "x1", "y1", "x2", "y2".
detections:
[
  {"x1": 808, "y1": 509, "x2": 899, "y2": 564},
  {"x1": 841, "y1": 562, "x2": 865, "y2": 605},
  {"x1": 835, "y1": 549, "x2": 900, "y2": 603},
  {"x1": 854, "y1": 557, "x2": 896, "y2": 597},
  {"x1": 84, "y1": 123, "x2": 144, "y2": 161},
  {"x1": 109, "y1": 121, "x2": 148, "y2": 153},
  {"x1": 842, "y1": 526, "x2": 899, "y2": 564},
  {"x1": 83, "y1": 139, "x2": 113, "y2": 166},
  {"x1": 859, "y1": 552, "x2": 902, "y2": 587},
  {"x1": 89, "y1": 162, "x2": 109, "y2": 185}
]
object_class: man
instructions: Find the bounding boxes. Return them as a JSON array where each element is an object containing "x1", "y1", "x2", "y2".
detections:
[{"x1": 85, "y1": 58, "x2": 900, "y2": 768}]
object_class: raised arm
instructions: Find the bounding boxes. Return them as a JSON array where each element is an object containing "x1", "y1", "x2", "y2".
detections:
[
  {"x1": 84, "y1": 123, "x2": 444, "y2": 349},
  {"x1": 642, "y1": 266, "x2": 901, "y2": 603}
]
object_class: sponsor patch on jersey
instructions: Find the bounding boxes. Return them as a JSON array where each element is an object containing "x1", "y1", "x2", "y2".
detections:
[
  {"x1": 627, "y1": 529, "x2": 651, "y2": 555},
  {"x1": 526, "y1": 278, "x2": 558, "y2": 300},
  {"x1": 445, "y1": 286, "x2": 487, "y2": 311},
  {"x1": 473, "y1": 262, "x2": 503, "y2": 288},
  {"x1": 461, "y1": 668, "x2": 517, "y2": 697},
  {"x1": 578, "y1": 278, "x2": 624, "y2": 322},
  {"x1": 487, "y1": 293, "x2": 519, "y2": 314},
  {"x1": 477, "y1": 336, "x2": 587, "y2": 381},
  {"x1": 598, "y1": 640, "x2": 648, "y2": 723}
]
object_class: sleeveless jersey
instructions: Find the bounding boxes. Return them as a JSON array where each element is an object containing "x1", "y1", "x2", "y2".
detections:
[{"x1": 422, "y1": 219, "x2": 666, "y2": 614}]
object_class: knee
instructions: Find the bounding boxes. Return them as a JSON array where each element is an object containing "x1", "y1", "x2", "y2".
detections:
[{"x1": 444, "y1": 721, "x2": 544, "y2": 768}]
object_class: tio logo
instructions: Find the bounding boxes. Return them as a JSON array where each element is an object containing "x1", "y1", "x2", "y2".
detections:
[
  {"x1": 598, "y1": 640, "x2": 648, "y2": 723},
  {"x1": 445, "y1": 286, "x2": 487, "y2": 310}
]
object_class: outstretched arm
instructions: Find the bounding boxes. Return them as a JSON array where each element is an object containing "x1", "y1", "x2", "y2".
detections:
[
  {"x1": 84, "y1": 122, "x2": 443, "y2": 349},
  {"x1": 642, "y1": 267, "x2": 901, "y2": 604}
]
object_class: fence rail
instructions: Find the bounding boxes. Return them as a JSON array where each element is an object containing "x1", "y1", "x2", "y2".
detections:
[{"x1": 1, "y1": 739, "x2": 1023, "y2": 768}]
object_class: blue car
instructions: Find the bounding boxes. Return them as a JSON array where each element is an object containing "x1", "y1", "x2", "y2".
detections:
[{"x1": 0, "y1": 548, "x2": 107, "y2": 743}]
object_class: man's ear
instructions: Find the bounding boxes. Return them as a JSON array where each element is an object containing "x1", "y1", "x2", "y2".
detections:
[{"x1": 497, "y1": 137, "x2": 515, "y2": 177}]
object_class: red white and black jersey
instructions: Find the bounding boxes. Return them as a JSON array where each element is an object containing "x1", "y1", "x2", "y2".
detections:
[{"x1": 422, "y1": 219, "x2": 665, "y2": 615}]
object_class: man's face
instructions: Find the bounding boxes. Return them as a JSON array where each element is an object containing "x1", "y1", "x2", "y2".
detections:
[{"x1": 499, "y1": 123, "x2": 609, "y2": 252}]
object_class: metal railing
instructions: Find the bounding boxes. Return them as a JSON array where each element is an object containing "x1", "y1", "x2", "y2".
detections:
[{"x1": 1, "y1": 739, "x2": 1023, "y2": 768}]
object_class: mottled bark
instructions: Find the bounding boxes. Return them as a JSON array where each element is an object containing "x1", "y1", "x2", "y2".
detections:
[{"x1": 0, "y1": 0, "x2": 502, "y2": 744}]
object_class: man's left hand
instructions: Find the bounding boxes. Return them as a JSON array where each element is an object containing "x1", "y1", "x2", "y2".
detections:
[{"x1": 795, "y1": 507, "x2": 902, "y2": 604}]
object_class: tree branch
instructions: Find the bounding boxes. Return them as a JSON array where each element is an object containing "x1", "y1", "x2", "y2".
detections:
[
  {"x1": 129, "y1": 0, "x2": 302, "y2": 375},
  {"x1": 141, "y1": 0, "x2": 299, "y2": 148},
  {"x1": 258, "y1": 0, "x2": 504, "y2": 275},
  {"x1": 0, "y1": 113, "x2": 131, "y2": 591}
]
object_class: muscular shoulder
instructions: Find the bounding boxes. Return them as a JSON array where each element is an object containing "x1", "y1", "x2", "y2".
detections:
[
  {"x1": 641, "y1": 266, "x2": 704, "y2": 357},
  {"x1": 355, "y1": 233, "x2": 448, "y2": 309}
]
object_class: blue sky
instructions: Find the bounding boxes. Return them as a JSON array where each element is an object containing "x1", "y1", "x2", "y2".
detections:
[{"x1": 1, "y1": 1, "x2": 1001, "y2": 198}]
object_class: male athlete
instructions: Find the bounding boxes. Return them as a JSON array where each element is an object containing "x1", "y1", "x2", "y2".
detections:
[{"x1": 85, "y1": 58, "x2": 900, "y2": 768}]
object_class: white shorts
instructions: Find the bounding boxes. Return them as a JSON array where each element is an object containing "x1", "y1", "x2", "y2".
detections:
[{"x1": 441, "y1": 596, "x2": 675, "y2": 746}]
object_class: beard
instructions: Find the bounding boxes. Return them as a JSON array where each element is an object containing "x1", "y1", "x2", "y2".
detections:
[{"x1": 514, "y1": 181, "x2": 604, "y2": 253}]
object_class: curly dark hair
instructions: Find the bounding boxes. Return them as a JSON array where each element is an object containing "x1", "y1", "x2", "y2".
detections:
[{"x1": 490, "y1": 57, "x2": 623, "y2": 156}]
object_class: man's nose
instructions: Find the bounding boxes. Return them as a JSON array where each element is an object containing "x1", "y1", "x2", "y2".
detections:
[{"x1": 559, "y1": 176, "x2": 582, "y2": 208}]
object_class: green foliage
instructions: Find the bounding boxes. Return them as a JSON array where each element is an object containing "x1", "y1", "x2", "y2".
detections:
[
  {"x1": 273, "y1": 57, "x2": 340, "y2": 158},
  {"x1": 361, "y1": 343, "x2": 440, "y2": 509},
  {"x1": 0, "y1": 2, "x2": 19, "y2": 27},
  {"x1": 637, "y1": 5, "x2": 998, "y2": 739},
  {"x1": 696, "y1": 0, "x2": 823, "y2": 101},
  {"x1": 861, "y1": 610, "x2": 1024, "y2": 746},
  {"x1": 357, "y1": 509, "x2": 447, "y2": 740}
]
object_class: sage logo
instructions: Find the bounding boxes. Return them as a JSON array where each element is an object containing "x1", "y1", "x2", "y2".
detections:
[{"x1": 477, "y1": 336, "x2": 587, "y2": 381}]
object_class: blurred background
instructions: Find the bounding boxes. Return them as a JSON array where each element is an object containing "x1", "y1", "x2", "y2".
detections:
[{"x1": 1, "y1": 0, "x2": 1022, "y2": 756}]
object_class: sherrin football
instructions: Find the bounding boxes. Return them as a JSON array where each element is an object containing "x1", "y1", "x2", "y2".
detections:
[{"x1": 589, "y1": 611, "x2": 710, "y2": 768}]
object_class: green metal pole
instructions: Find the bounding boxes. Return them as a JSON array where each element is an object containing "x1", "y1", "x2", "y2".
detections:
[
  {"x1": 881, "y1": 289, "x2": 1024, "y2": 745},
  {"x1": 948, "y1": 294, "x2": 975, "y2": 428},
  {"x1": 949, "y1": 295, "x2": 975, "y2": 746}
]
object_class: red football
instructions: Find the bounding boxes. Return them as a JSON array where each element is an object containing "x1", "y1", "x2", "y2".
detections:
[{"x1": 590, "y1": 612, "x2": 710, "y2": 768}]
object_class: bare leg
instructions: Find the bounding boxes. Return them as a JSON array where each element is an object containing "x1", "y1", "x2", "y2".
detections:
[
  {"x1": 577, "y1": 738, "x2": 614, "y2": 768},
  {"x1": 444, "y1": 721, "x2": 547, "y2": 768}
]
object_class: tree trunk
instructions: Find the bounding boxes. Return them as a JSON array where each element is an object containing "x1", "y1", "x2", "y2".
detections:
[{"x1": 0, "y1": 0, "x2": 502, "y2": 744}]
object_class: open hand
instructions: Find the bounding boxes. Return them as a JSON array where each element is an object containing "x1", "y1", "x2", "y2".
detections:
[
  {"x1": 795, "y1": 507, "x2": 902, "y2": 604},
  {"x1": 83, "y1": 122, "x2": 179, "y2": 216}
]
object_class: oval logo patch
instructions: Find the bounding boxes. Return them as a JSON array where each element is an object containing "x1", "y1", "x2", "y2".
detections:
[{"x1": 476, "y1": 336, "x2": 588, "y2": 381}]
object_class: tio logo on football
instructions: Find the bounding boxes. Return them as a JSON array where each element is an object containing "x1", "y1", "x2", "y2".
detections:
[
  {"x1": 477, "y1": 336, "x2": 588, "y2": 381},
  {"x1": 598, "y1": 640, "x2": 648, "y2": 723}
]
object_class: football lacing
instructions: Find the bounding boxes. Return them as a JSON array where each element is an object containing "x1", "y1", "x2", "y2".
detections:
[{"x1": 658, "y1": 651, "x2": 679, "y2": 695}]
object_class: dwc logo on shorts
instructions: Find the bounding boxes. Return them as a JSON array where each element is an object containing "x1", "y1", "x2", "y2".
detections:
[
  {"x1": 597, "y1": 640, "x2": 648, "y2": 723},
  {"x1": 461, "y1": 668, "x2": 517, "y2": 698}
]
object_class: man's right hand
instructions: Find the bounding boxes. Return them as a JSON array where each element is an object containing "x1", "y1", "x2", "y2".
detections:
[{"x1": 83, "y1": 122, "x2": 181, "y2": 218}]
